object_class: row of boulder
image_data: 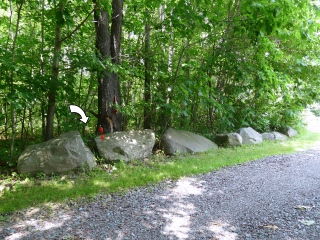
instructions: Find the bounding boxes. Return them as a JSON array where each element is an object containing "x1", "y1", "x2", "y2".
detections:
[
  {"x1": 17, "y1": 126, "x2": 298, "y2": 175},
  {"x1": 214, "y1": 126, "x2": 297, "y2": 148}
]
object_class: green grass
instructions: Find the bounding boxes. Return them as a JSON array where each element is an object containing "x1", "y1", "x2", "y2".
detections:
[{"x1": 1, "y1": 129, "x2": 320, "y2": 215}]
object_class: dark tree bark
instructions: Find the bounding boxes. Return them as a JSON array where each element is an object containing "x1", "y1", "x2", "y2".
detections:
[
  {"x1": 45, "y1": 1, "x2": 64, "y2": 141},
  {"x1": 93, "y1": 0, "x2": 123, "y2": 134},
  {"x1": 45, "y1": 21, "x2": 62, "y2": 141}
]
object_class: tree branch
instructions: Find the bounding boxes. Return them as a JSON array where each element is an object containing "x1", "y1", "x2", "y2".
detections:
[
  {"x1": 60, "y1": 9, "x2": 94, "y2": 43},
  {"x1": 89, "y1": 110, "x2": 99, "y2": 118}
]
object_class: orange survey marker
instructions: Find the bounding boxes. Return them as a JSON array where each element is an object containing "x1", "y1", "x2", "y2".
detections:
[
  {"x1": 113, "y1": 96, "x2": 119, "y2": 114},
  {"x1": 99, "y1": 125, "x2": 105, "y2": 140}
]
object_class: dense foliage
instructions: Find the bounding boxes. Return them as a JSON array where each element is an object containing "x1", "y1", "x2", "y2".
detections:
[{"x1": 1, "y1": 0, "x2": 320, "y2": 170}]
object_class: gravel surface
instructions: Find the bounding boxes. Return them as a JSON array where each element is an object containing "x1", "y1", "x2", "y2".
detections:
[{"x1": 1, "y1": 112, "x2": 319, "y2": 240}]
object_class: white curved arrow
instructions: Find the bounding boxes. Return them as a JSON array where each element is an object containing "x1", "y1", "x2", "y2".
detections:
[{"x1": 69, "y1": 105, "x2": 89, "y2": 123}]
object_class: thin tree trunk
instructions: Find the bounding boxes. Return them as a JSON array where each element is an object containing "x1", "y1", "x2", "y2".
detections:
[
  {"x1": 57, "y1": 112, "x2": 61, "y2": 135},
  {"x1": 164, "y1": 41, "x2": 187, "y2": 129},
  {"x1": 9, "y1": 0, "x2": 24, "y2": 161},
  {"x1": 10, "y1": 107, "x2": 16, "y2": 161},
  {"x1": 82, "y1": 73, "x2": 95, "y2": 109},
  {"x1": 20, "y1": 105, "x2": 26, "y2": 140},
  {"x1": 78, "y1": 68, "x2": 83, "y2": 106},
  {"x1": 40, "y1": 0, "x2": 46, "y2": 140},
  {"x1": 28, "y1": 108, "x2": 33, "y2": 135},
  {"x1": 208, "y1": 78, "x2": 214, "y2": 127},
  {"x1": 20, "y1": 106, "x2": 27, "y2": 150},
  {"x1": 41, "y1": 105, "x2": 46, "y2": 139},
  {"x1": 5, "y1": 0, "x2": 13, "y2": 49},
  {"x1": 144, "y1": 23, "x2": 151, "y2": 129},
  {"x1": 4, "y1": 101, "x2": 8, "y2": 140},
  {"x1": 2, "y1": 1, "x2": 13, "y2": 141},
  {"x1": 45, "y1": 1, "x2": 64, "y2": 141}
]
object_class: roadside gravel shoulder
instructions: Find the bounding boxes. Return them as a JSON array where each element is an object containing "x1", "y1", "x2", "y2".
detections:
[
  {"x1": 1, "y1": 147, "x2": 320, "y2": 240},
  {"x1": 1, "y1": 110, "x2": 319, "y2": 240}
]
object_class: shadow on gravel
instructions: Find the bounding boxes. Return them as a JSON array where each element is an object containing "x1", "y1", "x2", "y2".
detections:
[
  {"x1": 2, "y1": 177, "x2": 240, "y2": 239},
  {"x1": 151, "y1": 178, "x2": 239, "y2": 239},
  {"x1": 2, "y1": 150, "x2": 320, "y2": 239}
]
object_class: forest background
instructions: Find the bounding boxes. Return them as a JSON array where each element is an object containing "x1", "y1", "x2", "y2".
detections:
[{"x1": 1, "y1": 0, "x2": 320, "y2": 173}]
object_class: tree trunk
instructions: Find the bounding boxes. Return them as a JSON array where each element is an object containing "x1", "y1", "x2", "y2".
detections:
[
  {"x1": 4, "y1": 101, "x2": 8, "y2": 140},
  {"x1": 208, "y1": 78, "x2": 214, "y2": 127},
  {"x1": 40, "y1": 0, "x2": 46, "y2": 140},
  {"x1": 20, "y1": 105, "x2": 26, "y2": 140},
  {"x1": 28, "y1": 108, "x2": 33, "y2": 134},
  {"x1": 93, "y1": 0, "x2": 123, "y2": 134},
  {"x1": 9, "y1": 0, "x2": 24, "y2": 161},
  {"x1": 144, "y1": 23, "x2": 151, "y2": 129},
  {"x1": 41, "y1": 104, "x2": 46, "y2": 140},
  {"x1": 20, "y1": 106, "x2": 27, "y2": 150},
  {"x1": 45, "y1": 1, "x2": 64, "y2": 141}
]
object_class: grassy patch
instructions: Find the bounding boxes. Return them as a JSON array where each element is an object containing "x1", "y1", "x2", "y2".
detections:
[{"x1": 1, "y1": 130, "x2": 320, "y2": 215}]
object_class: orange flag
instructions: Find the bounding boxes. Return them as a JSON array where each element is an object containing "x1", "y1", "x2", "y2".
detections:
[{"x1": 99, "y1": 125, "x2": 104, "y2": 140}]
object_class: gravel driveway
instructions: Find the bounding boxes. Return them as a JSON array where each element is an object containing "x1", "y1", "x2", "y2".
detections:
[{"x1": 1, "y1": 112, "x2": 320, "y2": 240}]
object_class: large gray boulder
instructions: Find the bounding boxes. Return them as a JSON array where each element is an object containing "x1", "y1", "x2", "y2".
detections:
[
  {"x1": 282, "y1": 126, "x2": 298, "y2": 138},
  {"x1": 237, "y1": 127, "x2": 262, "y2": 145},
  {"x1": 215, "y1": 133, "x2": 242, "y2": 148},
  {"x1": 17, "y1": 131, "x2": 96, "y2": 175},
  {"x1": 161, "y1": 128, "x2": 218, "y2": 155},
  {"x1": 262, "y1": 132, "x2": 287, "y2": 141},
  {"x1": 95, "y1": 129, "x2": 155, "y2": 162}
]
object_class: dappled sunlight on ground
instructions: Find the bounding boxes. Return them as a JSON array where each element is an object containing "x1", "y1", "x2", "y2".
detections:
[
  {"x1": 2, "y1": 109, "x2": 320, "y2": 239},
  {"x1": 3, "y1": 148, "x2": 320, "y2": 239},
  {"x1": 4, "y1": 232, "x2": 25, "y2": 240},
  {"x1": 156, "y1": 178, "x2": 205, "y2": 239},
  {"x1": 92, "y1": 180, "x2": 111, "y2": 188},
  {"x1": 206, "y1": 221, "x2": 238, "y2": 240},
  {"x1": 168, "y1": 177, "x2": 205, "y2": 197},
  {"x1": 5, "y1": 212, "x2": 69, "y2": 240},
  {"x1": 162, "y1": 202, "x2": 195, "y2": 239},
  {"x1": 156, "y1": 177, "x2": 239, "y2": 239}
]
